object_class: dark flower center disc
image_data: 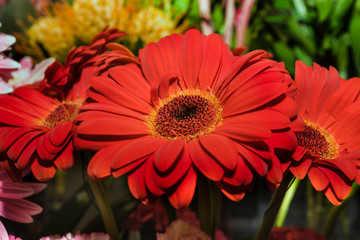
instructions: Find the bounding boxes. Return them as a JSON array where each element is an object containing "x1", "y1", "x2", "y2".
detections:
[
  {"x1": 296, "y1": 120, "x2": 339, "y2": 160},
  {"x1": 147, "y1": 90, "x2": 223, "y2": 142}
]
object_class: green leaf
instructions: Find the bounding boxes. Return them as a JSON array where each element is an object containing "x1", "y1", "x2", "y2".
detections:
[
  {"x1": 274, "y1": 0, "x2": 292, "y2": 9},
  {"x1": 316, "y1": 0, "x2": 333, "y2": 23},
  {"x1": 173, "y1": 0, "x2": 191, "y2": 13},
  {"x1": 334, "y1": 34, "x2": 350, "y2": 78},
  {"x1": 292, "y1": 0, "x2": 308, "y2": 20},
  {"x1": 287, "y1": 17, "x2": 316, "y2": 54},
  {"x1": 294, "y1": 46, "x2": 313, "y2": 66},
  {"x1": 272, "y1": 41, "x2": 295, "y2": 74},
  {"x1": 349, "y1": 15, "x2": 360, "y2": 57},
  {"x1": 212, "y1": 3, "x2": 225, "y2": 34},
  {"x1": 330, "y1": 0, "x2": 355, "y2": 29}
]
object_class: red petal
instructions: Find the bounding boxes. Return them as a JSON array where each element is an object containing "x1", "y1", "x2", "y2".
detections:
[
  {"x1": 180, "y1": 29, "x2": 203, "y2": 88},
  {"x1": 0, "y1": 95, "x2": 44, "y2": 119},
  {"x1": 236, "y1": 144, "x2": 269, "y2": 176},
  {"x1": 216, "y1": 50, "x2": 269, "y2": 94},
  {"x1": 76, "y1": 113, "x2": 148, "y2": 136},
  {"x1": 198, "y1": 33, "x2": 223, "y2": 90},
  {"x1": 266, "y1": 154, "x2": 283, "y2": 184},
  {"x1": 199, "y1": 134, "x2": 237, "y2": 170},
  {"x1": 267, "y1": 132, "x2": 297, "y2": 151},
  {"x1": 188, "y1": 139, "x2": 224, "y2": 181},
  {"x1": 224, "y1": 109, "x2": 291, "y2": 130},
  {"x1": 90, "y1": 76, "x2": 151, "y2": 114},
  {"x1": 168, "y1": 166, "x2": 197, "y2": 209},
  {"x1": 13, "y1": 87, "x2": 58, "y2": 113},
  {"x1": 53, "y1": 141, "x2": 75, "y2": 171},
  {"x1": 87, "y1": 143, "x2": 127, "y2": 180},
  {"x1": 222, "y1": 156, "x2": 253, "y2": 186},
  {"x1": 308, "y1": 167, "x2": 329, "y2": 191},
  {"x1": 321, "y1": 167, "x2": 352, "y2": 201},
  {"x1": 153, "y1": 144, "x2": 192, "y2": 189},
  {"x1": 31, "y1": 158, "x2": 56, "y2": 181},
  {"x1": 320, "y1": 158, "x2": 357, "y2": 181},
  {"x1": 0, "y1": 109, "x2": 36, "y2": 126},
  {"x1": 7, "y1": 131, "x2": 43, "y2": 160},
  {"x1": 128, "y1": 165, "x2": 148, "y2": 202},
  {"x1": 16, "y1": 140, "x2": 37, "y2": 169},
  {"x1": 216, "y1": 182, "x2": 247, "y2": 202},
  {"x1": 108, "y1": 64, "x2": 151, "y2": 102},
  {"x1": 154, "y1": 139, "x2": 185, "y2": 173},
  {"x1": 326, "y1": 75, "x2": 360, "y2": 118},
  {"x1": 0, "y1": 128, "x2": 33, "y2": 151},
  {"x1": 324, "y1": 187, "x2": 342, "y2": 206},
  {"x1": 111, "y1": 137, "x2": 166, "y2": 170},
  {"x1": 49, "y1": 122, "x2": 72, "y2": 147},
  {"x1": 144, "y1": 158, "x2": 165, "y2": 196},
  {"x1": 222, "y1": 81, "x2": 287, "y2": 117},
  {"x1": 214, "y1": 124, "x2": 271, "y2": 142},
  {"x1": 157, "y1": 35, "x2": 181, "y2": 74},
  {"x1": 290, "y1": 158, "x2": 312, "y2": 179},
  {"x1": 140, "y1": 42, "x2": 166, "y2": 84}
]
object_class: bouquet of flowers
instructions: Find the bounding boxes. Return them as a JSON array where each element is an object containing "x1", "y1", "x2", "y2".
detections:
[{"x1": 0, "y1": 0, "x2": 360, "y2": 239}]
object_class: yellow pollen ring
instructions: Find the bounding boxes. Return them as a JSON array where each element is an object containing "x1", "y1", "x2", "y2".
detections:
[{"x1": 146, "y1": 89, "x2": 223, "y2": 142}]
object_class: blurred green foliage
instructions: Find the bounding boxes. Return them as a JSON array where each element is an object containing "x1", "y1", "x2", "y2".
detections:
[{"x1": 247, "y1": 0, "x2": 360, "y2": 77}]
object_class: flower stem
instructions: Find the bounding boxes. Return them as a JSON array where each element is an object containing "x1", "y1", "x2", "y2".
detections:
[
  {"x1": 88, "y1": 177, "x2": 120, "y2": 240},
  {"x1": 255, "y1": 172, "x2": 294, "y2": 240},
  {"x1": 197, "y1": 174, "x2": 220, "y2": 239},
  {"x1": 322, "y1": 183, "x2": 359, "y2": 238},
  {"x1": 275, "y1": 177, "x2": 300, "y2": 227}
]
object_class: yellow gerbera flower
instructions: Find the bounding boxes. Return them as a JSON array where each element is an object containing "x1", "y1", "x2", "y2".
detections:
[{"x1": 15, "y1": 0, "x2": 188, "y2": 62}]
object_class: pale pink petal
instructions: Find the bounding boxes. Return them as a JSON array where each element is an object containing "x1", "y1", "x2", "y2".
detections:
[{"x1": 0, "y1": 33, "x2": 16, "y2": 52}]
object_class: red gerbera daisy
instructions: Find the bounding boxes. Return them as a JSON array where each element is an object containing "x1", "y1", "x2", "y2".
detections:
[
  {"x1": 74, "y1": 29, "x2": 298, "y2": 208},
  {"x1": 0, "y1": 29, "x2": 136, "y2": 181},
  {"x1": 0, "y1": 81, "x2": 86, "y2": 181},
  {"x1": 290, "y1": 61, "x2": 360, "y2": 205}
]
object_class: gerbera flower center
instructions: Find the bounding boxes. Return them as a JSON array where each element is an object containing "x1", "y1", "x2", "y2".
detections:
[
  {"x1": 296, "y1": 119, "x2": 340, "y2": 160},
  {"x1": 147, "y1": 89, "x2": 223, "y2": 142},
  {"x1": 40, "y1": 101, "x2": 82, "y2": 128}
]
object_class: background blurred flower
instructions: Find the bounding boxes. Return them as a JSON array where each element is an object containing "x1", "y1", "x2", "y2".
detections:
[
  {"x1": 0, "y1": 169, "x2": 46, "y2": 223},
  {"x1": 156, "y1": 219, "x2": 211, "y2": 240},
  {"x1": 289, "y1": 61, "x2": 360, "y2": 205},
  {"x1": 267, "y1": 226, "x2": 328, "y2": 240},
  {"x1": 15, "y1": 15, "x2": 76, "y2": 63},
  {"x1": 0, "y1": 32, "x2": 20, "y2": 83},
  {"x1": 40, "y1": 232, "x2": 110, "y2": 240},
  {"x1": 0, "y1": 31, "x2": 54, "y2": 94},
  {"x1": 121, "y1": 199, "x2": 168, "y2": 232},
  {"x1": 1, "y1": 56, "x2": 54, "y2": 94},
  {"x1": 14, "y1": 0, "x2": 188, "y2": 62},
  {"x1": 0, "y1": 221, "x2": 21, "y2": 240},
  {"x1": 74, "y1": 29, "x2": 297, "y2": 208}
]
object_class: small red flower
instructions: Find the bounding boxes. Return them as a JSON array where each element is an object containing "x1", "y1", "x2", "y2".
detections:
[
  {"x1": 74, "y1": 29, "x2": 298, "y2": 208},
  {"x1": 267, "y1": 227, "x2": 328, "y2": 240},
  {"x1": 290, "y1": 61, "x2": 360, "y2": 205}
]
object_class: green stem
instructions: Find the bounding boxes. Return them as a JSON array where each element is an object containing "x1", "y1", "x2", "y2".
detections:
[
  {"x1": 275, "y1": 177, "x2": 300, "y2": 227},
  {"x1": 88, "y1": 177, "x2": 120, "y2": 240},
  {"x1": 255, "y1": 172, "x2": 294, "y2": 240},
  {"x1": 322, "y1": 183, "x2": 359, "y2": 238},
  {"x1": 197, "y1": 174, "x2": 220, "y2": 239}
]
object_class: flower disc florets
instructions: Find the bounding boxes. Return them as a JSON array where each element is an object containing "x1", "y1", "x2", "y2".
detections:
[
  {"x1": 296, "y1": 119, "x2": 339, "y2": 160},
  {"x1": 147, "y1": 89, "x2": 223, "y2": 142},
  {"x1": 40, "y1": 101, "x2": 82, "y2": 128}
]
